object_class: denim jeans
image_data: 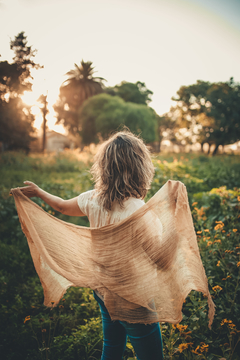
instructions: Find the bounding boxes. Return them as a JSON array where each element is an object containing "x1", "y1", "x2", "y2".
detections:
[{"x1": 93, "y1": 291, "x2": 164, "y2": 360}]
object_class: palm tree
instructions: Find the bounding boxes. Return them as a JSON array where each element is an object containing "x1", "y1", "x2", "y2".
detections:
[
  {"x1": 64, "y1": 60, "x2": 106, "y2": 104},
  {"x1": 54, "y1": 60, "x2": 106, "y2": 135}
]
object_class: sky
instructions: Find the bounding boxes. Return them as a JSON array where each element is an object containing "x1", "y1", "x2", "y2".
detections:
[{"x1": 0, "y1": 0, "x2": 240, "y2": 133}]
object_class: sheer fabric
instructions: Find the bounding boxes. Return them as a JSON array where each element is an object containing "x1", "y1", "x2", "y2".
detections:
[
  {"x1": 11, "y1": 180, "x2": 215, "y2": 328},
  {"x1": 77, "y1": 189, "x2": 146, "y2": 301}
]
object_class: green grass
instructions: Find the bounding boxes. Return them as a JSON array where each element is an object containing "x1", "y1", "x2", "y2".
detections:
[{"x1": 0, "y1": 151, "x2": 240, "y2": 359}]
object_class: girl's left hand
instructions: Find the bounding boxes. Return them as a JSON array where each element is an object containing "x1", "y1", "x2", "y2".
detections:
[{"x1": 19, "y1": 181, "x2": 40, "y2": 198}]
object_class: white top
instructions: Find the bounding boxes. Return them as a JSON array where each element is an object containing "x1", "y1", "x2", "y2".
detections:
[{"x1": 77, "y1": 190, "x2": 145, "y2": 228}]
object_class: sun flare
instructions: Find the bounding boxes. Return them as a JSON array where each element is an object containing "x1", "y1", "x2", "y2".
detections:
[{"x1": 21, "y1": 82, "x2": 66, "y2": 135}]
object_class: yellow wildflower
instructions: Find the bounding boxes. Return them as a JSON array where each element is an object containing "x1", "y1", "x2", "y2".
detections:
[
  {"x1": 177, "y1": 324, "x2": 188, "y2": 332},
  {"x1": 194, "y1": 207, "x2": 205, "y2": 218},
  {"x1": 214, "y1": 223, "x2": 224, "y2": 231},
  {"x1": 204, "y1": 229, "x2": 210, "y2": 232},
  {"x1": 217, "y1": 260, "x2": 220, "y2": 267},
  {"x1": 233, "y1": 229, "x2": 237, "y2": 232},
  {"x1": 221, "y1": 319, "x2": 228, "y2": 326},
  {"x1": 197, "y1": 231, "x2": 202, "y2": 234},
  {"x1": 214, "y1": 239, "x2": 221, "y2": 243},
  {"x1": 212, "y1": 285, "x2": 222, "y2": 292},
  {"x1": 192, "y1": 345, "x2": 200, "y2": 354},
  {"x1": 237, "y1": 262, "x2": 240, "y2": 267},
  {"x1": 178, "y1": 343, "x2": 193, "y2": 352},
  {"x1": 207, "y1": 241, "x2": 212, "y2": 247},
  {"x1": 200, "y1": 343, "x2": 209, "y2": 352},
  {"x1": 24, "y1": 315, "x2": 31, "y2": 324},
  {"x1": 238, "y1": 196, "x2": 240, "y2": 202},
  {"x1": 192, "y1": 202, "x2": 198, "y2": 207},
  {"x1": 229, "y1": 323, "x2": 236, "y2": 329}
]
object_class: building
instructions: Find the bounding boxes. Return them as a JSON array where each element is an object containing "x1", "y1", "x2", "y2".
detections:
[{"x1": 30, "y1": 130, "x2": 75, "y2": 152}]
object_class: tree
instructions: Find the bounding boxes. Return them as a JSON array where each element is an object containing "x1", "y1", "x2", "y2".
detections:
[
  {"x1": 172, "y1": 79, "x2": 240, "y2": 154},
  {"x1": 0, "y1": 32, "x2": 41, "y2": 151},
  {"x1": 78, "y1": 94, "x2": 157, "y2": 146},
  {"x1": 54, "y1": 60, "x2": 106, "y2": 134},
  {"x1": 106, "y1": 81, "x2": 153, "y2": 105},
  {"x1": 37, "y1": 94, "x2": 49, "y2": 152},
  {"x1": 0, "y1": 97, "x2": 35, "y2": 152},
  {"x1": 156, "y1": 114, "x2": 178, "y2": 152}
]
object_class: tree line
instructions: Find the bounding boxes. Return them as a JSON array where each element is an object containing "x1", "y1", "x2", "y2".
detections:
[{"x1": 1, "y1": 32, "x2": 240, "y2": 154}]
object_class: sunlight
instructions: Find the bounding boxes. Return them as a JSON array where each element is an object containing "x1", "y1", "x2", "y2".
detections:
[
  {"x1": 21, "y1": 91, "x2": 38, "y2": 107},
  {"x1": 21, "y1": 76, "x2": 66, "y2": 135}
]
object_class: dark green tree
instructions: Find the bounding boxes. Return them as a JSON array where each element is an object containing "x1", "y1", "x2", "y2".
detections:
[
  {"x1": 79, "y1": 93, "x2": 157, "y2": 146},
  {"x1": 0, "y1": 32, "x2": 41, "y2": 151},
  {"x1": 54, "y1": 60, "x2": 106, "y2": 134},
  {"x1": 172, "y1": 79, "x2": 240, "y2": 154},
  {"x1": 106, "y1": 81, "x2": 153, "y2": 105}
]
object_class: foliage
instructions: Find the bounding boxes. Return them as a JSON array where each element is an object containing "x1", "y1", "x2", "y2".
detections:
[
  {"x1": 155, "y1": 114, "x2": 179, "y2": 152},
  {"x1": 79, "y1": 93, "x2": 157, "y2": 145},
  {"x1": 54, "y1": 60, "x2": 105, "y2": 136},
  {"x1": 171, "y1": 78, "x2": 240, "y2": 154},
  {"x1": 107, "y1": 81, "x2": 153, "y2": 105},
  {"x1": 0, "y1": 151, "x2": 240, "y2": 359},
  {"x1": 0, "y1": 32, "x2": 41, "y2": 151}
]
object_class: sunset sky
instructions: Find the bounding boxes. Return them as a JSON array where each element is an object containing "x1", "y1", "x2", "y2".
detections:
[{"x1": 0, "y1": 0, "x2": 240, "y2": 133}]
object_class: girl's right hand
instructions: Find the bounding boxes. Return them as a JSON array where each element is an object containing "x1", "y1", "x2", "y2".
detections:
[{"x1": 19, "y1": 181, "x2": 40, "y2": 198}]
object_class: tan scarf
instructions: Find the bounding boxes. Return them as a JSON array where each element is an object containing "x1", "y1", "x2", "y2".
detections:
[{"x1": 11, "y1": 180, "x2": 215, "y2": 328}]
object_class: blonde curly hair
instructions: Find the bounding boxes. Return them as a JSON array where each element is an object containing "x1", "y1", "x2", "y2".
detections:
[{"x1": 90, "y1": 130, "x2": 154, "y2": 211}]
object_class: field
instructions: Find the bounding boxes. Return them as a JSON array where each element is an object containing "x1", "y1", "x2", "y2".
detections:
[{"x1": 0, "y1": 151, "x2": 240, "y2": 360}]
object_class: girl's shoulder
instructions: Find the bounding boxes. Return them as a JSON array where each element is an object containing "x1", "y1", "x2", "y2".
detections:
[{"x1": 77, "y1": 189, "x2": 97, "y2": 216}]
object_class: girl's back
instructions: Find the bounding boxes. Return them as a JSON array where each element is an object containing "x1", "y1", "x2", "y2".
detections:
[{"x1": 77, "y1": 189, "x2": 145, "y2": 228}]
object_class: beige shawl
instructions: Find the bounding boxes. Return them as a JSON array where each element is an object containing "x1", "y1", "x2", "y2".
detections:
[{"x1": 11, "y1": 180, "x2": 215, "y2": 328}]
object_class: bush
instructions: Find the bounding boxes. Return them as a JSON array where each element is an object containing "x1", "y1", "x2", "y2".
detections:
[{"x1": 1, "y1": 151, "x2": 240, "y2": 359}]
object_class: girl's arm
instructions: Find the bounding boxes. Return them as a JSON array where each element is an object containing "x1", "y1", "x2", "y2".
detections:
[{"x1": 19, "y1": 181, "x2": 85, "y2": 217}]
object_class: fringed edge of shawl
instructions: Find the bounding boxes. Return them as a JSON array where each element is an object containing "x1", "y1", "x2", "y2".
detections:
[{"x1": 207, "y1": 292, "x2": 216, "y2": 329}]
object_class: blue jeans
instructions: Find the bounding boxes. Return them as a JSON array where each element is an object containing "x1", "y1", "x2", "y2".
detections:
[{"x1": 93, "y1": 291, "x2": 164, "y2": 360}]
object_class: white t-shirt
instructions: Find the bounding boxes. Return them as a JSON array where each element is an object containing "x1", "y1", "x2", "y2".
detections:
[{"x1": 77, "y1": 189, "x2": 145, "y2": 228}]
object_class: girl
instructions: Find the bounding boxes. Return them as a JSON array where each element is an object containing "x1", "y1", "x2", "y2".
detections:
[{"x1": 20, "y1": 131, "x2": 164, "y2": 360}]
